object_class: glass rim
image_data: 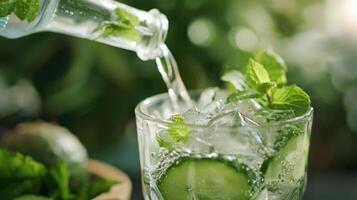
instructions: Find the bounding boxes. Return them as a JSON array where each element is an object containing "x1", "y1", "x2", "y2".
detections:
[{"x1": 135, "y1": 91, "x2": 314, "y2": 128}]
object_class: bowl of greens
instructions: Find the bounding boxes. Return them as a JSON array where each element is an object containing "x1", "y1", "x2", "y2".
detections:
[{"x1": 0, "y1": 121, "x2": 131, "y2": 200}]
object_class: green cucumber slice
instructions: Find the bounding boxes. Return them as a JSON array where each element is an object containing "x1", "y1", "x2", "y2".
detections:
[
  {"x1": 158, "y1": 159, "x2": 251, "y2": 200},
  {"x1": 265, "y1": 133, "x2": 309, "y2": 184}
]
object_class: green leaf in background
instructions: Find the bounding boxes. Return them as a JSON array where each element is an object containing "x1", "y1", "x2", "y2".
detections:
[
  {"x1": 13, "y1": 195, "x2": 52, "y2": 200},
  {"x1": 0, "y1": 149, "x2": 46, "y2": 199},
  {"x1": 270, "y1": 85, "x2": 311, "y2": 116},
  {"x1": 0, "y1": 142, "x2": 114, "y2": 200},
  {"x1": 46, "y1": 161, "x2": 74, "y2": 200},
  {"x1": 255, "y1": 49, "x2": 287, "y2": 85},
  {"x1": 246, "y1": 58, "x2": 272, "y2": 93}
]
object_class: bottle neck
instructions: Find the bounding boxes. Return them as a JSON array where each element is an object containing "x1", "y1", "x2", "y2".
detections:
[
  {"x1": 136, "y1": 9, "x2": 168, "y2": 60},
  {"x1": 40, "y1": 0, "x2": 168, "y2": 60}
]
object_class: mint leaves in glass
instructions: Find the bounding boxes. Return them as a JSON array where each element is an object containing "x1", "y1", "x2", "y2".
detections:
[{"x1": 135, "y1": 49, "x2": 313, "y2": 200}]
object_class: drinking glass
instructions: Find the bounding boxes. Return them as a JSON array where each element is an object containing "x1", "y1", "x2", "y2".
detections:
[{"x1": 135, "y1": 92, "x2": 313, "y2": 200}]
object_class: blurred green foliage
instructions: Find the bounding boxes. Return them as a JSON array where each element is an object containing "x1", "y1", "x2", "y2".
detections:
[{"x1": 0, "y1": 0, "x2": 357, "y2": 178}]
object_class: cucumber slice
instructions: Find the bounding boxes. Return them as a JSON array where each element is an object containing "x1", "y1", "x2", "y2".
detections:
[
  {"x1": 158, "y1": 159, "x2": 251, "y2": 200},
  {"x1": 265, "y1": 133, "x2": 309, "y2": 184}
]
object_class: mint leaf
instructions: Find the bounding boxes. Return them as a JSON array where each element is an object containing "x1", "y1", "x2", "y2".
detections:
[
  {"x1": 94, "y1": 7, "x2": 141, "y2": 41},
  {"x1": 270, "y1": 85, "x2": 311, "y2": 116},
  {"x1": 13, "y1": 0, "x2": 40, "y2": 22},
  {"x1": 0, "y1": 0, "x2": 40, "y2": 22},
  {"x1": 221, "y1": 70, "x2": 247, "y2": 91},
  {"x1": 13, "y1": 0, "x2": 27, "y2": 20},
  {"x1": 25, "y1": 0, "x2": 39, "y2": 22},
  {"x1": 0, "y1": 149, "x2": 46, "y2": 199},
  {"x1": 114, "y1": 8, "x2": 139, "y2": 27},
  {"x1": 156, "y1": 114, "x2": 191, "y2": 149},
  {"x1": 94, "y1": 22, "x2": 140, "y2": 40},
  {"x1": 255, "y1": 49, "x2": 287, "y2": 85},
  {"x1": 246, "y1": 58, "x2": 272, "y2": 93},
  {"x1": 167, "y1": 114, "x2": 191, "y2": 141},
  {"x1": 0, "y1": 0, "x2": 14, "y2": 17},
  {"x1": 170, "y1": 114, "x2": 185, "y2": 123}
]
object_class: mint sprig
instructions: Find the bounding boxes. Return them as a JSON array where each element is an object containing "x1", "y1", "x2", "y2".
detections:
[
  {"x1": 0, "y1": 0, "x2": 40, "y2": 23},
  {"x1": 223, "y1": 49, "x2": 311, "y2": 117},
  {"x1": 94, "y1": 7, "x2": 141, "y2": 41},
  {"x1": 156, "y1": 114, "x2": 191, "y2": 149},
  {"x1": 255, "y1": 49, "x2": 287, "y2": 85}
]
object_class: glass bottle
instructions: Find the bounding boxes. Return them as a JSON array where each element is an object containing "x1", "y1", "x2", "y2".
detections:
[{"x1": 0, "y1": 0, "x2": 168, "y2": 60}]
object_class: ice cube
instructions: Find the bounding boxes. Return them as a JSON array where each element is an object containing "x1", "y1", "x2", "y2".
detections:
[
  {"x1": 201, "y1": 99, "x2": 225, "y2": 115},
  {"x1": 183, "y1": 100, "x2": 226, "y2": 125},
  {"x1": 208, "y1": 109, "x2": 244, "y2": 127},
  {"x1": 184, "y1": 135, "x2": 217, "y2": 155},
  {"x1": 197, "y1": 87, "x2": 217, "y2": 108},
  {"x1": 207, "y1": 102, "x2": 258, "y2": 127},
  {"x1": 235, "y1": 99, "x2": 261, "y2": 116},
  {"x1": 211, "y1": 129, "x2": 267, "y2": 169},
  {"x1": 183, "y1": 106, "x2": 210, "y2": 125}
]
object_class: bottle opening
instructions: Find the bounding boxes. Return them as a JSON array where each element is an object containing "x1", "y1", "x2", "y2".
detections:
[{"x1": 137, "y1": 9, "x2": 168, "y2": 60}]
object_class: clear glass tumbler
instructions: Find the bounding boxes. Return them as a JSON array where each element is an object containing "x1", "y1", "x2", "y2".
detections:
[{"x1": 135, "y1": 92, "x2": 313, "y2": 200}]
